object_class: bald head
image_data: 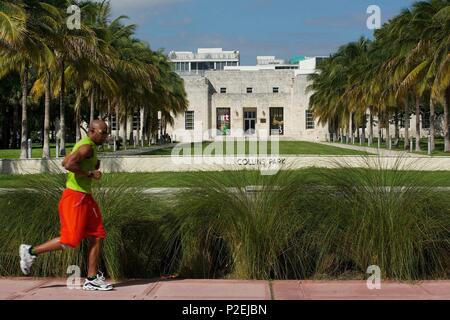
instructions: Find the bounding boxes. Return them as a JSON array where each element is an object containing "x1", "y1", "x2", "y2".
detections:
[
  {"x1": 88, "y1": 120, "x2": 109, "y2": 145},
  {"x1": 89, "y1": 120, "x2": 107, "y2": 131}
]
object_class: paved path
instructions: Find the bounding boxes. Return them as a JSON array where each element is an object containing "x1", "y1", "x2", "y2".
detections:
[
  {"x1": 1, "y1": 278, "x2": 449, "y2": 300},
  {"x1": 318, "y1": 142, "x2": 430, "y2": 157}
]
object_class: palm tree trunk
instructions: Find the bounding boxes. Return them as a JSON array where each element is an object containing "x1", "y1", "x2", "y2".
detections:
[
  {"x1": 90, "y1": 87, "x2": 95, "y2": 123},
  {"x1": 369, "y1": 108, "x2": 374, "y2": 145},
  {"x1": 20, "y1": 66, "x2": 28, "y2": 159},
  {"x1": 59, "y1": 60, "x2": 66, "y2": 156},
  {"x1": 42, "y1": 71, "x2": 51, "y2": 159},
  {"x1": 394, "y1": 113, "x2": 400, "y2": 140},
  {"x1": 378, "y1": 113, "x2": 382, "y2": 149},
  {"x1": 334, "y1": 117, "x2": 339, "y2": 142},
  {"x1": 361, "y1": 113, "x2": 366, "y2": 143},
  {"x1": 404, "y1": 104, "x2": 410, "y2": 150},
  {"x1": 75, "y1": 89, "x2": 82, "y2": 142},
  {"x1": 123, "y1": 105, "x2": 127, "y2": 150},
  {"x1": 444, "y1": 87, "x2": 450, "y2": 153},
  {"x1": 115, "y1": 103, "x2": 119, "y2": 139},
  {"x1": 140, "y1": 107, "x2": 145, "y2": 146},
  {"x1": 348, "y1": 112, "x2": 353, "y2": 144},
  {"x1": 429, "y1": 97, "x2": 435, "y2": 152},
  {"x1": 356, "y1": 123, "x2": 360, "y2": 140},
  {"x1": 415, "y1": 96, "x2": 421, "y2": 151},
  {"x1": 12, "y1": 104, "x2": 18, "y2": 148},
  {"x1": 149, "y1": 108, "x2": 153, "y2": 147},
  {"x1": 385, "y1": 113, "x2": 391, "y2": 149},
  {"x1": 136, "y1": 109, "x2": 140, "y2": 146},
  {"x1": 107, "y1": 100, "x2": 112, "y2": 135}
]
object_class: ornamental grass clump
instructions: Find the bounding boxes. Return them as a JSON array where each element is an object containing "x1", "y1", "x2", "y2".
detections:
[
  {"x1": 168, "y1": 168, "x2": 316, "y2": 280},
  {"x1": 313, "y1": 156, "x2": 450, "y2": 280}
]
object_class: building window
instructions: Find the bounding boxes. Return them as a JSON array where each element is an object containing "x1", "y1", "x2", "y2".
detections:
[
  {"x1": 185, "y1": 111, "x2": 194, "y2": 130},
  {"x1": 216, "y1": 62, "x2": 226, "y2": 70},
  {"x1": 270, "y1": 107, "x2": 284, "y2": 135},
  {"x1": 220, "y1": 87, "x2": 227, "y2": 93},
  {"x1": 273, "y1": 87, "x2": 279, "y2": 93},
  {"x1": 176, "y1": 62, "x2": 189, "y2": 72},
  {"x1": 111, "y1": 114, "x2": 117, "y2": 131},
  {"x1": 246, "y1": 87, "x2": 253, "y2": 93},
  {"x1": 132, "y1": 112, "x2": 140, "y2": 130},
  {"x1": 306, "y1": 110, "x2": 315, "y2": 129},
  {"x1": 217, "y1": 108, "x2": 231, "y2": 136}
]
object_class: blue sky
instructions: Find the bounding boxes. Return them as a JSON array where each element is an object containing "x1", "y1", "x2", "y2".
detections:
[{"x1": 108, "y1": 0, "x2": 417, "y2": 65}]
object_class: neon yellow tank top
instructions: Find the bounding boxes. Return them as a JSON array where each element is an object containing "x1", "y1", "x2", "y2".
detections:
[{"x1": 66, "y1": 136, "x2": 98, "y2": 194}]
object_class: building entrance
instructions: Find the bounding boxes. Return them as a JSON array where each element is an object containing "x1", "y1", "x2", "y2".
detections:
[{"x1": 244, "y1": 109, "x2": 256, "y2": 135}]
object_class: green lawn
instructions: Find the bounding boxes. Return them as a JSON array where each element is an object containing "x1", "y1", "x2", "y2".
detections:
[
  {"x1": 0, "y1": 143, "x2": 149, "y2": 159},
  {"x1": 141, "y1": 140, "x2": 370, "y2": 156},
  {"x1": 2, "y1": 169, "x2": 450, "y2": 189},
  {"x1": 1, "y1": 140, "x2": 367, "y2": 159},
  {"x1": 0, "y1": 143, "x2": 74, "y2": 159}
]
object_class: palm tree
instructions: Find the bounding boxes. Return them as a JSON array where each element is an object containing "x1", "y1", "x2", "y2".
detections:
[
  {"x1": 387, "y1": 1, "x2": 450, "y2": 152},
  {"x1": 1, "y1": 0, "x2": 193, "y2": 154},
  {"x1": 0, "y1": 1, "x2": 39, "y2": 158},
  {"x1": 39, "y1": 1, "x2": 99, "y2": 155},
  {"x1": 308, "y1": 39, "x2": 375, "y2": 143},
  {"x1": 309, "y1": 1, "x2": 450, "y2": 154}
]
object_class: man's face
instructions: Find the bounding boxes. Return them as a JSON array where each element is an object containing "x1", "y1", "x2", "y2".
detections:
[{"x1": 90, "y1": 125, "x2": 109, "y2": 145}]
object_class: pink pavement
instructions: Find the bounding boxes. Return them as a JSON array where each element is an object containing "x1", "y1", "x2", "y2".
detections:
[{"x1": 0, "y1": 278, "x2": 449, "y2": 300}]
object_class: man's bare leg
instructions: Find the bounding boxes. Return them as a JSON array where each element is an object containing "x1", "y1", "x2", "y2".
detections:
[
  {"x1": 32, "y1": 237, "x2": 64, "y2": 255},
  {"x1": 19, "y1": 238, "x2": 64, "y2": 275},
  {"x1": 87, "y1": 237, "x2": 102, "y2": 277},
  {"x1": 83, "y1": 237, "x2": 112, "y2": 290}
]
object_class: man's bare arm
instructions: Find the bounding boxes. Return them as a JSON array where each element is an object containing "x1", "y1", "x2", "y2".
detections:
[{"x1": 62, "y1": 145, "x2": 94, "y2": 177}]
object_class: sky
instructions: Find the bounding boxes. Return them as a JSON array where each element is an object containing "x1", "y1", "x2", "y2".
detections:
[{"x1": 108, "y1": 0, "x2": 417, "y2": 65}]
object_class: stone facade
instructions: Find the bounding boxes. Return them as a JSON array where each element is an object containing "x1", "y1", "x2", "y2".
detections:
[{"x1": 167, "y1": 69, "x2": 329, "y2": 142}]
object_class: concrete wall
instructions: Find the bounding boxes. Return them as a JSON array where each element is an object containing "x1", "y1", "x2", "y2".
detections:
[
  {"x1": 2, "y1": 155, "x2": 450, "y2": 175},
  {"x1": 169, "y1": 76, "x2": 211, "y2": 143}
]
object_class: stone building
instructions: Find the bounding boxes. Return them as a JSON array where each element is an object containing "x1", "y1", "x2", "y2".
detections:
[
  {"x1": 167, "y1": 48, "x2": 328, "y2": 142},
  {"x1": 104, "y1": 48, "x2": 434, "y2": 146}
]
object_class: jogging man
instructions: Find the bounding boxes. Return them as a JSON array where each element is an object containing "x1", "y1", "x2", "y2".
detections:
[{"x1": 19, "y1": 120, "x2": 113, "y2": 291}]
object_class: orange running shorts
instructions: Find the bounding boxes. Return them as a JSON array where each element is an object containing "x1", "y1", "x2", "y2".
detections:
[{"x1": 58, "y1": 188, "x2": 106, "y2": 248}]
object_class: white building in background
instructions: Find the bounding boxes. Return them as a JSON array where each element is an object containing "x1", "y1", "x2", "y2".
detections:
[
  {"x1": 168, "y1": 48, "x2": 240, "y2": 75},
  {"x1": 106, "y1": 48, "x2": 429, "y2": 145},
  {"x1": 166, "y1": 48, "x2": 329, "y2": 142}
]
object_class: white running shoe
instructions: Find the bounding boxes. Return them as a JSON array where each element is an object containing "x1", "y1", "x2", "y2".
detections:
[
  {"x1": 83, "y1": 272, "x2": 114, "y2": 291},
  {"x1": 19, "y1": 244, "x2": 36, "y2": 275}
]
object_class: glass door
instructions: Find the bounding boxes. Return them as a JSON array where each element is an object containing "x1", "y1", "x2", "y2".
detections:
[{"x1": 244, "y1": 110, "x2": 256, "y2": 135}]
